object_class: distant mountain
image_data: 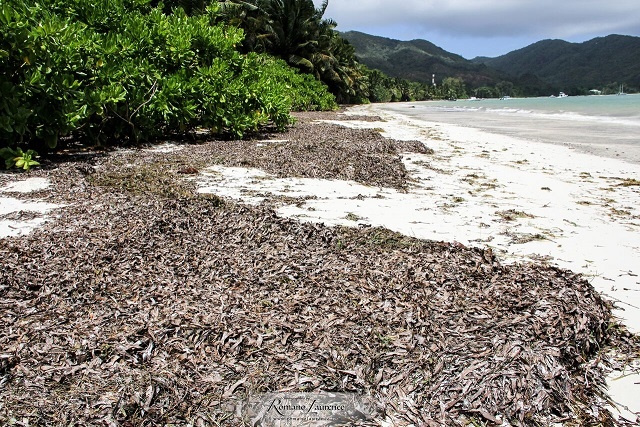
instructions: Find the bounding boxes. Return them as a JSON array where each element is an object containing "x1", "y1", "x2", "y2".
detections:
[
  {"x1": 342, "y1": 31, "x2": 639, "y2": 95},
  {"x1": 340, "y1": 31, "x2": 506, "y2": 87},
  {"x1": 472, "y1": 35, "x2": 640, "y2": 90}
]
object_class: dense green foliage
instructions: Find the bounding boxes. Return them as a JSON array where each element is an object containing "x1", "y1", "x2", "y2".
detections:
[
  {"x1": 211, "y1": 0, "x2": 370, "y2": 103},
  {"x1": 181, "y1": 0, "x2": 441, "y2": 103},
  {"x1": 3, "y1": 0, "x2": 463, "y2": 155},
  {"x1": 363, "y1": 68, "x2": 432, "y2": 102},
  {"x1": 0, "y1": 0, "x2": 336, "y2": 151},
  {"x1": 211, "y1": 1, "x2": 444, "y2": 103}
]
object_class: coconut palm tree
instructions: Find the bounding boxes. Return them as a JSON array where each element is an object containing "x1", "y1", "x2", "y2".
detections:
[
  {"x1": 254, "y1": 0, "x2": 326, "y2": 69},
  {"x1": 217, "y1": 0, "x2": 367, "y2": 102},
  {"x1": 217, "y1": 1, "x2": 273, "y2": 53}
]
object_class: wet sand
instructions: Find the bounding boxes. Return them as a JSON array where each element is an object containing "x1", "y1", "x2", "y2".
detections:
[{"x1": 380, "y1": 99, "x2": 640, "y2": 164}]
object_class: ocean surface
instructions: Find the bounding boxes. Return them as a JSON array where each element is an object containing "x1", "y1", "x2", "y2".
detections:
[{"x1": 380, "y1": 94, "x2": 640, "y2": 163}]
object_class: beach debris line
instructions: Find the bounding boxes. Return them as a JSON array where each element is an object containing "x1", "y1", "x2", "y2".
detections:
[
  {"x1": 208, "y1": 112, "x2": 433, "y2": 191},
  {"x1": 1, "y1": 112, "x2": 638, "y2": 425}
]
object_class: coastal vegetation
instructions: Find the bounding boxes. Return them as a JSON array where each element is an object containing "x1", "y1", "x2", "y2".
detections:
[
  {"x1": 0, "y1": 146, "x2": 40, "y2": 170},
  {"x1": 0, "y1": 0, "x2": 337, "y2": 152},
  {"x1": 0, "y1": 0, "x2": 439, "y2": 155},
  {"x1": 2, "y1": 0, "x2": 637, "y2": 156}
]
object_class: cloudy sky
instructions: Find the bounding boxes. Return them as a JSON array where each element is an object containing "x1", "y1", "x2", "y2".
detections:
[{"x1": 315, "y1": 1, "x2": 640, "y2": 59}]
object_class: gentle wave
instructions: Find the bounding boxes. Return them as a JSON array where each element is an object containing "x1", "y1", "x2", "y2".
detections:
[
  {"x1": 490, "y1": 108, "x2": 640, "y2": 127},
  {"x1": 384, "y1": 95, "x2": 640, "y2": 164},
  {"x1": 421, "y1": 96, "x2": 640, "y2": 127}
]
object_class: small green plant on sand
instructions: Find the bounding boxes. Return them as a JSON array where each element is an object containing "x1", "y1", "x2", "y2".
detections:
[
  {"x1": 345, "y1": 212, "x2": 363, "y2": 222},
  {"x1": 0, "y1": 147, "x2": 40, "y2": 171}
]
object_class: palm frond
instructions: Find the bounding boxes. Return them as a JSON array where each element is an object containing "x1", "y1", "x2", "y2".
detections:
[{"x1": 288, "y1": 54, "x2": 314, "y2": 71}]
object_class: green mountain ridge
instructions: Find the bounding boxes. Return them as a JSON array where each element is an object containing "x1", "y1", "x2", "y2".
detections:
[
  {"x1": 472, "y1": 35, "x2": 640, "y2": 91},
  {"x1": 341, "y1": 31, "x2": 506, "y2": 87},
  {"x1": 341, "y1": 31, "x2": 639, "y2": 95}
]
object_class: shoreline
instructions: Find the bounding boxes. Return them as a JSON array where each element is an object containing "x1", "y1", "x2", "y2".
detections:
[
  {"x1": 379, "y1": 98, "x2": 640, "y2": 165},
  {"x1": 356, "y1": 103, "x2": 640, "y2": 420},
  {"x1": 354, "y1": 102, "x2": 640, "y2": 329},
  {"x1": 1, "y1": 109, "x2": 639, "y2": 424}
]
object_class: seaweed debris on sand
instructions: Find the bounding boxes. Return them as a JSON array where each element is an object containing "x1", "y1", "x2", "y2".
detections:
[{"x1": 1, "y1": 112, "x2": 638, "y2": 426}]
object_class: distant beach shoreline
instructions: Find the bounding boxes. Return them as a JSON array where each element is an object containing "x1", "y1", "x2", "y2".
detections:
[{"x1": 379, "y1": 96, "x2": 640, "y2": 164}]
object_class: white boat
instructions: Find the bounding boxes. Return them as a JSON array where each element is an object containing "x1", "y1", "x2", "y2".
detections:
[
  {"x1": 558, "y1": 92, "x2": 568, "y2": 98},
  {"x1": 617, "y1": 84, "x2": 627, "y2": 95}
]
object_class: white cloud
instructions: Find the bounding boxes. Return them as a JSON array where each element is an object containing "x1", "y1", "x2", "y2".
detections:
[{"x1": 321, "y1": 0, "x2": 640, "y2": 39}]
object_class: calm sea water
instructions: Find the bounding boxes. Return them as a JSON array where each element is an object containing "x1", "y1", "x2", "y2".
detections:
[{"x1": 382, "y1": 94, "x2": 640, "y2": 163}]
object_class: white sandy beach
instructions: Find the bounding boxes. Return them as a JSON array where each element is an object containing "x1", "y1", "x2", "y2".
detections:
[
  {"x1": 1, "y1": 103, "x2": 639, "y2": 422},
  {"x1": 0, "y1": 177, "x2": 62, "y2": 238}
]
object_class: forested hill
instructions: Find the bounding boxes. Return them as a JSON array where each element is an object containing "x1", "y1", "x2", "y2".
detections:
[
  {"x1": 342, "y1": 31, "x2": 639, "y2": 95},
  {"x1": 340, "y1": 31, "x2": 506, "y2": 87},
  {"x1": 471, "y1": 35, "x2": 640, "y2": 90}
]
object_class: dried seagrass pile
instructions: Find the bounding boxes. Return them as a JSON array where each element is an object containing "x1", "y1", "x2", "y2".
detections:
[
  {"x1": 1, "y1": 113, "x2": 638, "y2": 426},
  {"x1": 200, "y1": 112, "x2": 432, "y2": 191}
]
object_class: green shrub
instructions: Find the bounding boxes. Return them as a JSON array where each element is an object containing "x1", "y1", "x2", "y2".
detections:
[
  {"x1": 0, "y1": 146, "x2": 40, "y2": 170},
  {"x1": 0, "y1": 0, "x2": 335, "y2": 150},
  {"x1": 244, "y1": 54, "x2": 337, "y2": 113}
]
